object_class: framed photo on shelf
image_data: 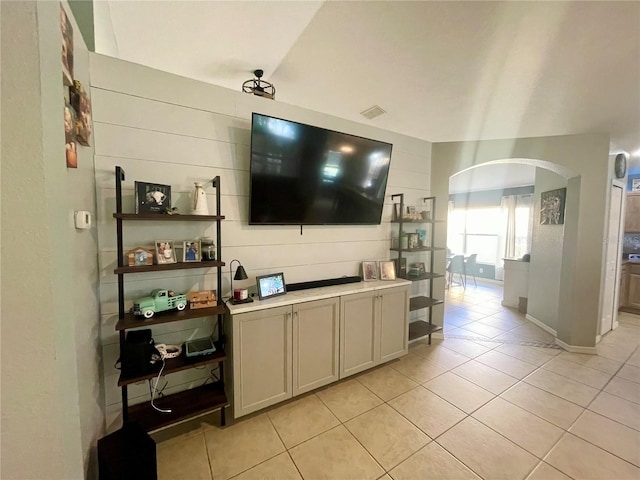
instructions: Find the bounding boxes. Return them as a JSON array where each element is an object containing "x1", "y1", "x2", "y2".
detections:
[
  {"x1": 126, "y1": 247, "x2": 154, "y2": 267},
  {"x1": 135, "y1": 181, "x2": 172, "y2": 214},
  {"x1": 183, "y1": 240, "x2": 201, "y2": 262},
  {"x1": 379, "y1": 261, "x2": 396, "y2": 280},
  {"x1": 256, "y1": 272, "x2": 287, "y2": 300},
  {"x1": 416, "y1": 229, "x2": 427, "y2": 247},
  {"x1": 362, "y1": 261, "x2": 378, "y2": 281},
  {"x1": 407, "y1": 232, "x2": 419, "y2": 249},
  {"x1": 394, "y1": 257, "x2": 407, "y2": 278},
  {"x1": 155, "y1": 240, "x2": 176, "y2": 264}
]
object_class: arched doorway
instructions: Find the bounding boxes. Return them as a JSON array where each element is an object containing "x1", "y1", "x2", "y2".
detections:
[{"x1": 431, "y1": 133, "x2": 612, "y2": 351}]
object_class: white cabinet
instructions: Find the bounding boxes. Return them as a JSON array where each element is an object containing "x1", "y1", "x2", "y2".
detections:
[
  {"x1": 229, "y1": 282, "x2": 410, "y2": 418},
  {"x1": 293, "y1": 298, "x2": 340, "y2": 395},
  {"x1": 379, "y1": 286, "x2": 410, "y2": 363},
  {"x1": 231, "y1": 305, "x2": 292, "y2": 418},
  {"x1": 231, "y1": 298, "x2": 339, "y2": 417},
  {"x1": 628, "y1": 265, "x2": 640, "y2": 309},
  {"x1": 340, "y1": 286, "x2": 409, "y2": 378},
  {"x1": 340, "y1": 291, "x2": 378, "y2": 377}
]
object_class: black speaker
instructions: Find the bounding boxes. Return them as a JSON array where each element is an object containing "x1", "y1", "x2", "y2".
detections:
[{"x1": 121, "y1": 329, "x2": 155, "y2": 378}]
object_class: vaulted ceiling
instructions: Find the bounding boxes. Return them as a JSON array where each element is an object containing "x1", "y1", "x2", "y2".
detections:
[{"x1": 95, "y1": 1, "x2": 640, "y2": 172}]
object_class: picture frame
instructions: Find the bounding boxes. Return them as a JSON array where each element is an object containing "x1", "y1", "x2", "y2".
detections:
[
  {"x1": 155, "y1": 240, "x2": 176, "y2": 264},
  {"x1": 60, "y1": 4, "x2": 73, "y2": 86},
  {"x1": 64, "y1": 100, "x2": 77, "y2": 169},
  {"x1": 183, "y1": 240, "x2": 201, "y2": 263},
  {"x1": 394, "y1": 257, "x2": 407, "y2": 278},
  {"x1": 632, "y1": 178, "x2": 640, "y2": 192},
  {"x1": 407, "y1": 232, "x2": 419, "y2": 249},
  {"x1": 70, "y1": 80, "x2": 92, "y2": 146},
  {"x1": 362, "y1": 261, "x2": 378, "y2": 281},
  {"x1": 256, "y1": 272, "x2": 287, "y2": 300},
  {"x1": 379, "y1": 261, "x2": 396, "y2": 280},
  {"x1": 540, "y1": 188, "x2": 566, "y2": 225},
  {"x1": 416, "y1": 229, "x2": 427, "y2": 247},
  {"x1": 126, "y1": 247, "x2": 154, "y2": 267},
  {"x1": 136, "y1": 181, "x2": 172, "y2": 214}
]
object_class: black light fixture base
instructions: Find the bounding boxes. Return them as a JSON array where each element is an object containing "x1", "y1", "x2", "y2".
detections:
[{"x1": 228, "y1": 297, "x2": 254, "y2": 305}]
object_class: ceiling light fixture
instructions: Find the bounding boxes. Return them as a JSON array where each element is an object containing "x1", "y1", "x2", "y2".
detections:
[{"x1": 242, "y1": 69, "x2": 275, "y2": 100}]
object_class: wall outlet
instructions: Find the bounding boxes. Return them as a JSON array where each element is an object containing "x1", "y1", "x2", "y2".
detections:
[{"x1": 479, "y1": 267, "x2": 484, "y2": 273}]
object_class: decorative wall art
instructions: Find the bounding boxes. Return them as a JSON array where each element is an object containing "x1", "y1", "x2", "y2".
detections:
[
  {"x1": 540, "y1": 188, "x2": 566, "y2": 225},
  {"x1": 70, "y1": 80, "x2": 92, "y2": 146},
  {"x1": 64, "y1": 100, "x2": 77, "y2": 168},
  {"x1": 60, "y1": 4, "x2": 73, "y2": 86}
]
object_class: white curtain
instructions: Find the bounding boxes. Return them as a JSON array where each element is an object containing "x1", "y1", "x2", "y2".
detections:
[
  {"x1": 499, "y1": 194, "x2": 533, "y2": 262},
  {"x1": 500, "y1": 195, "x2": 517, "y2": 260}
]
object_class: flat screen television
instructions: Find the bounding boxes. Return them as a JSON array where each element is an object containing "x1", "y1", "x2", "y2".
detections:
[{"x1": 249, "y1": 113, "x2": 393, "y2": 225}]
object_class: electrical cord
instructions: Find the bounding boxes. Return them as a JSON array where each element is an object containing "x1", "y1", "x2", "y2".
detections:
[{"x1": 149, "y1": 358, "x2": 171, "y2": 413}]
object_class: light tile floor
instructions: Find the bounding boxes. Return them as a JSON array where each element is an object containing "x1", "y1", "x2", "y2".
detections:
[{"x1": 155, "y1": 281, "x2": 640, "y2": 479}]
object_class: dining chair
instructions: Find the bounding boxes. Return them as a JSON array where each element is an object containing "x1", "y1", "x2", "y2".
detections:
[
  {"x1": 447, "y1": 255, "x2": 466, "y2": 289},
  {"x1": 464, "y1": 253, "x2": 478, "y2": 287}
]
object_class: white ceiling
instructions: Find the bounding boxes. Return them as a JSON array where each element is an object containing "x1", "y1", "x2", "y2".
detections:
[{"x1": 96, "y1": 1, "x2": 640, "y2": 172}]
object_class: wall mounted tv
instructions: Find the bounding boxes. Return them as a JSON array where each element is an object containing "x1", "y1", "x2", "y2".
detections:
[{"x1": 249, "y1": 113, "x2": 393, "y2": 225}]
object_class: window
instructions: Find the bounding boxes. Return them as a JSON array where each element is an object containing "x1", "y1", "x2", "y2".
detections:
[{"x1": 447, "y1": 199, "x2": 532, "y2": 266}]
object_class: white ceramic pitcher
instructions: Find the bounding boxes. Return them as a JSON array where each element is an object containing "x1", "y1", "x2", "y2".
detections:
[{"x1": 192, "y1": 182, "x2": 209, "y2": 215}]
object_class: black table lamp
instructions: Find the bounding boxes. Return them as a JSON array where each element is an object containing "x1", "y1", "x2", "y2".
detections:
[{"x1": 229, "y1": 259, "x2": 253, "y2": 304}]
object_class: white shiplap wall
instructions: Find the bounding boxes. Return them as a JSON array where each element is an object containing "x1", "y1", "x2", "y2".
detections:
[{"x1": 90, "y1": 54, "x2": 432, "y2": 429}]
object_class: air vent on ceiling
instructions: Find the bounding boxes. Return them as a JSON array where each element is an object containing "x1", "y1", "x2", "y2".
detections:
[{"x1": 360, "y1": 105, "x2": 386, "y2": 120}]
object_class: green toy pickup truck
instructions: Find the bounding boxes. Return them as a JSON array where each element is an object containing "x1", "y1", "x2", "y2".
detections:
[{"x1": 132, "y1": 289, "x2": 188, "y2": 318}]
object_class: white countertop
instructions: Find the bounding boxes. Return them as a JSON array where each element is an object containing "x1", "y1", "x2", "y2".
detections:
[{"x1": 226, "y1": 279, "x2": 412, "y2": 315}]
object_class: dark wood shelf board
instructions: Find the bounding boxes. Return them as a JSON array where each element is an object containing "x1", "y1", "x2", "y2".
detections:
[
  {"x1": 390, "y1": 247, "x2": 446, "y2": 253},
  {"x1": 409, "y1": 296, "x2": 444, "y2": 311},
  {"x1": 127, "y1": 381, "x2": 227, "y2": 432},
  {"x1": 118, "y1": 345, "x2": 226, "y2": 386},
  {"x1": 116, "y1": 303, "x2": 227, "y2": 330},
  {"x1": 114, "y1": 213, "x2": 224, "y2": 221},
  {"x1": 409, "y1": 321, "x2": 442, "y2": 341},
  {"x1": 400, "y1": 273, "x2": 445, "y2": 282},
  {"x1": 115, "y1": 260, "x2": 225, "y2": 274}
]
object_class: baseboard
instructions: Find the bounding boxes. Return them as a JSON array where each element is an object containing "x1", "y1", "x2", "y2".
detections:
[
  {"x1": 525, "y1": 314, "x2": 557, "y2": 336},
  {"x1": 555, "y1": 338, "x2": 597, "y2": 354}
]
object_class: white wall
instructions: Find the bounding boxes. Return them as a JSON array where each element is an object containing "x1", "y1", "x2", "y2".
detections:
[
  {"x1": 1, "y1": 2, "x2": 101, "y2": 478},
  {"x1": 432, "y1": 134, "x2": 611, "y2": 348},
  {"x1": 527, "y1": 168, "x2": 567, "y2": 332},
  {"x1": 90, "y1": 54, "x2": 432, "y2": 429}
]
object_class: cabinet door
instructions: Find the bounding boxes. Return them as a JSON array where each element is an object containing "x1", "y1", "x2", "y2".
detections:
[
  {"x1": 293, "y1": 298, "x2": 339, "y2": 395},
  {"x1": 619, "y1": 265, "x2": 629, "y2": 308},
  {"x1": 628, "y1": 274, "x2": 640, "y2": 308},
  {"x1": 340, "y1": 291, "x2": 378, "y2": 378},
  {"x1": 379, "y1": 286, "x2": 410, "y2": 363},
  {"x1": 625, "y1": 194, "x2": 640, "y2": 232},
  {"x1": 232, "y1": 306, "x2": 292, "y2": 418}
]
